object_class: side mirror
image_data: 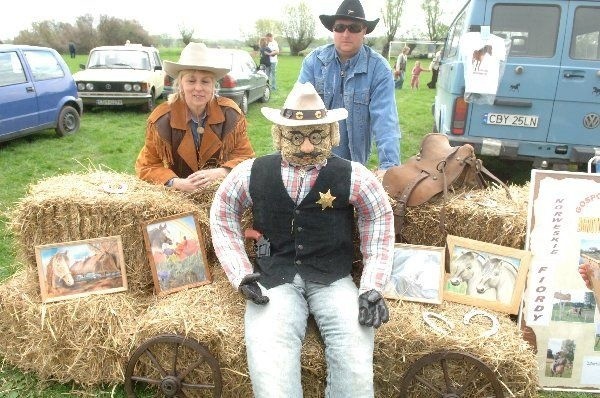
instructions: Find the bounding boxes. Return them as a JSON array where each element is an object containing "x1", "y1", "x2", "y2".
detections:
[{"x1": 79, "y1": 64, "x2": 86, "y2": 70}]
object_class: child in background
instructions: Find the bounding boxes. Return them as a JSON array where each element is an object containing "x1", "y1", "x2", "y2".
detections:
[{"x1": 410, "y1": 61, "x2": 430, "y2": 90}]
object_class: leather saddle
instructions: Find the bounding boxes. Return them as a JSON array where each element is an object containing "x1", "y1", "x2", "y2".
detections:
[{"x1": 382, "y1": 133, "x2": 509, "y2": 241}]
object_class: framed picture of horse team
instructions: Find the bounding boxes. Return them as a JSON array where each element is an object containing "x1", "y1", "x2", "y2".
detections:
[
  {"x1": 443, "y1": 234, "x2": 531, "y2": 314},
  {"x1": 383, "y1": 243, "x2": 445, "y2": 304},
  {"x1": 142, "y1": 212, "x2": 212, "y2": 297},
  {"x1": 35, "y1": 236, "x2": 128, "y2": 303}
]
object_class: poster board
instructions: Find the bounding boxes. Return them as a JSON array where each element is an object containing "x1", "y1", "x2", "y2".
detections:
[{"x1": 521, "y1": 170, "x2": 600, "y2": 391}]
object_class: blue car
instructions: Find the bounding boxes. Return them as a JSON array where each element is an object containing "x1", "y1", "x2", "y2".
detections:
[{"x1": 0, "y1": 44, "x2": 83, "y2": 143}]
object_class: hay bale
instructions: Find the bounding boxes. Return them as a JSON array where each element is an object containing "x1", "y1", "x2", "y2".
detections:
[
  {"x1": 398, "y1": 184, "x2": 529, "y2": 249},
  {"x1": 8, "y1": 171, "x2": 208, "y2": 294},
  {"x1": 0, "y1": 171, "x2": 538, "y2": 396}
]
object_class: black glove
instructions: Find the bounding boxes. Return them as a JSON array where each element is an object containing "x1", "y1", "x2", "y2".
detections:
[
  {"x1": 239, "y1": 273, "x2": 269, "y2": 305},
  {"x1": 358, "y1": 289, "x2": 389, "y2": 328}
]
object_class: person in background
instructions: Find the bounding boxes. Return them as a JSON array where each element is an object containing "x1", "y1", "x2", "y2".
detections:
[
  {"x1": 266, "y1": 33, "x2": 279, "y2": 91},
  {"x1": 68, "y1": 42, "x2": 76, "y2": 58},
  {"x1": 135, "y1": 42, "x2": 255, "y2": 192},
  {"x1": 394, "y1": 46, "x2": 410, "y2": 89},
  {"x1": 427, "y1": 49, "x2": 442, "y2": 89},
  {"x1": 297, "y1": 0, "x2": 400, "y2": 177},
  {"x1": 410, "y1": 60, "x2": 429, "y2": 90},
  {"x1": 210, "y1": 82, "x2": 393, "y2": 398},
  {"x1": 258, "y1": 37, "x2": 271, "y2": 73}
]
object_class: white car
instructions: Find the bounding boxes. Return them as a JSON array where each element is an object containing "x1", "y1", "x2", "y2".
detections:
[{"x1": 73, "y1": 44, "x2": 165, "y2": 112}]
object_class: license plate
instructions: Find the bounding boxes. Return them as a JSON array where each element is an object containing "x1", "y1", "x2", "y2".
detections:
[
  {"x1": 484, "y1": 113, "x2": 539, "y2": 128},
  {"x1": 96, "y1": 99, "x2": 123, "y2": 106}
]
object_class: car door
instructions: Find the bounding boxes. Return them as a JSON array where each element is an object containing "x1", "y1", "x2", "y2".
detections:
[
  {"x1": 0, "y1": 49, "x2": 39, "y2": 137},
  {"x1": 548, "y1": 1, "x2": 600, "y2": 146},
  {"x1": 466, "y1": 0, "x2": 567, "y2": 145},
  {"x1": 240, "y1": 52, "x2": 262, "y2": 103}
]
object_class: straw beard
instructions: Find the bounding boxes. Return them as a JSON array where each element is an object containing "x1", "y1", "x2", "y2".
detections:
[{"x1": 271, "y1": 123, "x2": 340, "y2": 167}]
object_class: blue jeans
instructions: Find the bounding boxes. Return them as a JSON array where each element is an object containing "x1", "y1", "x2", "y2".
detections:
[
  {"x1": 245, "y1": 274, "x2": 375, "y2": 398},
  {"x1": 268, "y1": 61, "x2": 277, "y2": 90}
]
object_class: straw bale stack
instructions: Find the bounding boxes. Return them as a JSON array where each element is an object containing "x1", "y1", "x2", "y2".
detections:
[
  {"x1": 0, "y1": 171, "x2": 538, "y2": 396},
  {"x1": 398, "y1": 184, "x2": 529, "y2": 249}
]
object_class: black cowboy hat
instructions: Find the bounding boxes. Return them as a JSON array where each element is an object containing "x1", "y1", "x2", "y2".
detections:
[{"x1": 319, "y1": 0, "x2": 379, "y2": 34}]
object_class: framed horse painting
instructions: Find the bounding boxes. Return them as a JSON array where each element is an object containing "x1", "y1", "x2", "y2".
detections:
[
  {"x1": 35, "y1": 235, "x2": 128, "y2": 303},
  {"x1": 383, "y1": 243, "x2": 445, "y2": 304},
  {"x1": 443, "y1": 234, "x2": 531, "y2": 314},
  {"x1": 142, "y1": 212, "x2": 212, "y2": 297}
]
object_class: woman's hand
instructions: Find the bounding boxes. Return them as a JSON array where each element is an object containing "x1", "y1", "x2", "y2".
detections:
[{"x1": 173, "y1": 167, "x2": 229, "y2": 192}]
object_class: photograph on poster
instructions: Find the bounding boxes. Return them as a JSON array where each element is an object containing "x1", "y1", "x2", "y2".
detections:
[
  {"x1": 551, "y1": 289, "x2": 596, "y2": 323},
  {"x1": 444, "y1": 235, "x2": 530, "y2": 314},
  {"x1": 142, "y1": 212, "x2": 211, "y2": 297},
  {"x1": 383, "y1": 243, "x2": 445, "y2": 304},
  {"x1": 545, "y1": 338, "x2": 575, "y2": 378},
  {"x1": 35, "y1": 236, "x2": 127, "y2": 303},
  {"x1": 580, "y1": 237, "x2": 600, "y2": 312}
]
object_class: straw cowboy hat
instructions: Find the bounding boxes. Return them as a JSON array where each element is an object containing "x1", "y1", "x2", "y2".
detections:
[
  {"x1": 319, "y1": 0, "x2": 379, "y2": 34},
  {"x1": 163, "y1": 42, "x2": 229, "y2": 80},
  {"x1": 261, "y1": 82, "x2": 348, "y2": 127}
]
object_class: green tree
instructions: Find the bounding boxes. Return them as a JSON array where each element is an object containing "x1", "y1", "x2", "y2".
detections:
[
  {"x1": 422, "y1": 0, "x2": 449, "y2": 41},
  {"x1": 281, "y1": 2, "x2": 315, "y2": 56},
  {"x1": 97, "y1": 16, "x2": 152, "y2": 46},
  {"x1": 178, "y1": 25, "x2": 194, "y2": 45},
  {"x1": 381, "y1": 0, "x2": 405, "y2": 58}
]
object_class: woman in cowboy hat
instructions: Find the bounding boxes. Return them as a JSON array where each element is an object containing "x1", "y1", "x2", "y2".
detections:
[
  {"x1": 298, "y1": 0, "x2": 401, "y2": 178},
  {"x1": 210, "y1": 82, "x2": 393, "y2": 397},
  {"x1": 135, "y1": 42, "x2": 255, "y2": 192}
]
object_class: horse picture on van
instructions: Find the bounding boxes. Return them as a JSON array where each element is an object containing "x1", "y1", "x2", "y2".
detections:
[{"x1": 472, "y1": 45, "x2": 492, "y2": 71}]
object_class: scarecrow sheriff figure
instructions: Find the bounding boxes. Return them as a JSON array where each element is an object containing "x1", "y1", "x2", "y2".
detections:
[{"x1": 210, "y1": 82, "x2": 394, "y2": 397}]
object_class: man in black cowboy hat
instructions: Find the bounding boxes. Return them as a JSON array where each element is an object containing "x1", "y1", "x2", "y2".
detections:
[
  {"x1": 210, "y1": 82, "x2": 394, "y2": 397},
  {"x1": 298, "y1": 0, "x2": 401, "y2": 178}
]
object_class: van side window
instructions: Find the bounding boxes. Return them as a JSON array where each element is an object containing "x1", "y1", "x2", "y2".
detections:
[
  {"x1": 446, "y1": 10, "x2": 467, "y2": 58},
  {"x1": 23, "y1": 50, "x2": 65, "y2": 81},
  {"x1": 491, "y1": 4, "x2": 560, "y2": 57},
  {"x1": 570, "y1": 6, "x2": 600, "y2": 61}
]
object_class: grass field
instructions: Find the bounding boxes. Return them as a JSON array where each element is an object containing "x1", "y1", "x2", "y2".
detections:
[{"x1": 0, "y1": 49, "x2": 595, "y2": 397}]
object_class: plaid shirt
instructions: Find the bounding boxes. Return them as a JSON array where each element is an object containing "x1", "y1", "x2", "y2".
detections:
[{"x1": 209, "y1": 157, "x2": 394, "y2": 294}]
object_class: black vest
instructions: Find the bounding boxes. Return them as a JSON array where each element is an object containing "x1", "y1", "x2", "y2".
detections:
[{"x1": 249, "y1": 153, "x2": 354, "y2": 288}]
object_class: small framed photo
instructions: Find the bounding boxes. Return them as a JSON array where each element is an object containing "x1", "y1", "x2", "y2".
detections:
[
  {"x1": 142, "y1": 212, "x2": 212, "y2": 297},
  {"x1": 444, "y1": 234, "x2": 531, "y2": 314},
  {"x1": 383, "y1": 243, "x2": 445, "y2": 304},
  {"x1": 35, "y1": 236, "x2": 127, "y2": 303}
]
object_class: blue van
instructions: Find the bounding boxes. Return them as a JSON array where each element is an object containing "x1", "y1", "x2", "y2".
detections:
[
  {"x1": 433, "y1": 0, "x2": 600, "y2": 168},
  {"x1": 0, "y1": 44, "x2": 83, "y2": 143}
]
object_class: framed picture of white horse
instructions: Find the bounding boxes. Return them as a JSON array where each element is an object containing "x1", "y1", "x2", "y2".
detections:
[
  {"x1": 444, "y1": 235, "x2": 531, "y2": 314},
  {"x1": 383, "y1": 243, "x2": 445, "y2": 304},
  {"x1": 142, "y1": 212, "x2": 211, "y2": 297},
  {"x1": 35, "y1": 236, "x2": 127, "y2": 303}
]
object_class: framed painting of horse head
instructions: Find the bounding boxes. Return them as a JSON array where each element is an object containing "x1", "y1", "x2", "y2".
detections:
[
  {"x1": 142, "y1": 212, "x2": 211, "y2": 297},
  {"x1": 444, "y1": 235, "x2": 531, "y2": 314},
  {"x1": 35, "y1": 235, "x2": 127, "y2": 303},
  {"x1": 383, "y1": 243, "x2": 445, "y2": 304}
]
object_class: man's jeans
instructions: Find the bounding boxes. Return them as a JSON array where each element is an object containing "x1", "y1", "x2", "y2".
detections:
[
  {"x1": 268, "y1": 61, "x2": 278, "y2": 90},
  {"x1": 245, "y1": 274, "x2": 375, "y2": 398}
]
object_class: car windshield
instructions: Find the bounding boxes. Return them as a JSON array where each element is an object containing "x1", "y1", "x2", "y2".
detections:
[{"x1": 87, "y1": 50, "x2": 151, "y2": 70}]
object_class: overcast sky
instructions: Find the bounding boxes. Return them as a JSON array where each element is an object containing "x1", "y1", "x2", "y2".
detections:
[{"x1": 0, "y1": 0, "x2": 464, "y2": 42}]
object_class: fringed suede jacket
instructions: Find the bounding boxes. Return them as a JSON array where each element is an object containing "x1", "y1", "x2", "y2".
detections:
[{"x1": 135, "y1": 96, "x2": 255, "y2": 185}]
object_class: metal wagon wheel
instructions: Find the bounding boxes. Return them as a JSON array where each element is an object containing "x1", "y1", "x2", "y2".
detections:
[
  {"x1": 125, "y1": 334, "x2": 223, "y2": 398},
  {"x1": 398, "y1": 351, "x2": 504, "y2": 398}
]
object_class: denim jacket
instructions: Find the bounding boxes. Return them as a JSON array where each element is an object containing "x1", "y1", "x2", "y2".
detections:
[{"x1": 298, "y1": 44, "x2": 401, "y2": 169}]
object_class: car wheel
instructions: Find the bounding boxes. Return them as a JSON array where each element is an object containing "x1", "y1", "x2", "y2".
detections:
[
  {"x1": 55, "y1": 105, "x2": 81, "y2": 137},
  {"x1": 240, "y1": 93, "x2": 249, "y2": 114},
  {"x1": 142, "y1": 91, "x2": 155, "y2": 113},
  {"x1": 260, "y1": 85, "x2": 271, "y2": 103}
]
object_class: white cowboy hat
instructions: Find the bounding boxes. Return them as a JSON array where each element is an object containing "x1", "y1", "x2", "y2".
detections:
[
  {"x1": 163, "y1": 42, "x2": 229, "y2": 80},
  {"x1": 261, "y1": 82, "x2": 348, "y2": 127}
]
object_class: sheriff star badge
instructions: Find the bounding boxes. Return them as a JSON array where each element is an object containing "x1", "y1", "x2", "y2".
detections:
[{"x1": 316, "y1": 189, "x2": 336, "y2": 210}]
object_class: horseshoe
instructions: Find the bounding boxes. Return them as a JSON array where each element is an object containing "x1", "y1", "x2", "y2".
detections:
[
  {"x1": 463, "y1": 309, "x2": 500, "y2": 337},
  {"x1": 422, "y1": 311, "x2": 454, "y2": 335}
]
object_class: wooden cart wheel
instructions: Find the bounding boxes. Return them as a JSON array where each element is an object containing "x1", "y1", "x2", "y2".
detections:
[
  {"x1": 124, "y1": 334, "x2": 222, "y2": 397},
  {"x1": 398, "y1": 351, "x2": 504, "y2": 398}
]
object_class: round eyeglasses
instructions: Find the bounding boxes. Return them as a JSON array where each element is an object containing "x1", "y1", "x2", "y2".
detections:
[{"x1": 283, "y1": 130, "x2": 326, "y2": 146}]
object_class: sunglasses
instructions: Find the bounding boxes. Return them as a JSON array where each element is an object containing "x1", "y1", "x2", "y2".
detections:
[{"x1": 332, "y1": 23, "x2": 364, "y2": 34}]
